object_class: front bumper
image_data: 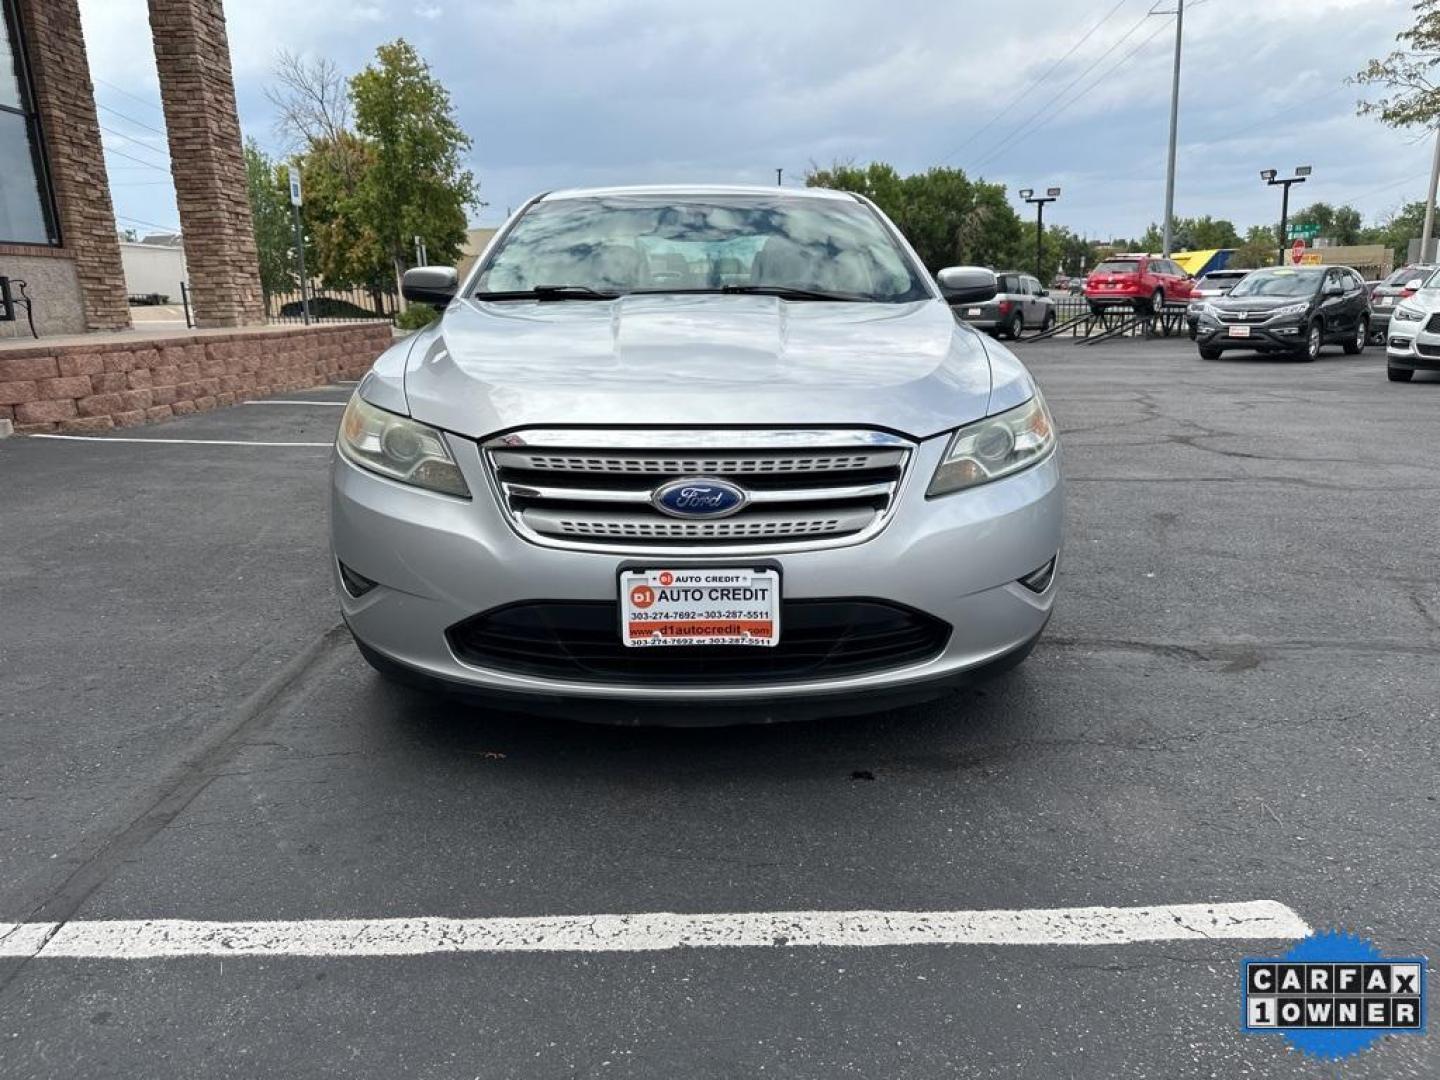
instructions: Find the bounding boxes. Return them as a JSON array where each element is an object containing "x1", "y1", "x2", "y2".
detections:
[
  {"x1": 1386, "y1": 326, "x2": 1440, "y2": 370},
  {"x1": 330, "y1": 432, "x2": 1063, "y2": 709},
  {"x1": 1195, "y1": 316, "x2": 1307, "y2": 351}
]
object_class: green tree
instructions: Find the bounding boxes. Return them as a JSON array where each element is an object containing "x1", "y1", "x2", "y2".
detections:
[
  {"x1": 1231, "y1": 225, "x2": 1280, "y2": 269},
  {"x1": 805, "y1": 161, "x2": 1027, "y2": 274},
  {"x1": 297, "y1": 132, "x2": 388, "y2": 288},
  {"x1": 1353, "y1": 1, "x2": 1440, "y2": 127},
  {"x1": 350, "y1": 39, "x2": 478, "y2": 300},
  {"x1": 244, "y1": 139, "x2": 298, "y2": 302}
]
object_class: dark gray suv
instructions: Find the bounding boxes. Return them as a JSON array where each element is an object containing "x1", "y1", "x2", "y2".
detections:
[{"x1": 1192, "y1": 266, "x2": 1371, "y2": 361}]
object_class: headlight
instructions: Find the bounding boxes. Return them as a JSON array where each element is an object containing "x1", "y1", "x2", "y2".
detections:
[
  {"x1": 1266, "y1": 302, "x2": 1310, "y2": 320},
  {"x1": 927, "y1": 394, "x2": 1056, "y2": 497},
  {"x1": 337, "y1": 393, "x2": 470, "y2": 498},
  {"x1": 1393, "y1": 305, "x2": 1424, "y2": 322}
]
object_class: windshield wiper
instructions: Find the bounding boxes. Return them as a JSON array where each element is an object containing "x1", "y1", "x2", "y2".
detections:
[
  {"x1": 473, "y1": 285, "x2": 620, "y2": 301},
  {"x1": 629, "y1": 285, "x2": 866, "y2": 302}
]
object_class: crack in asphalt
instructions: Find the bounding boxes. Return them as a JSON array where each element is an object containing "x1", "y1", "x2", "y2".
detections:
[{"x1": 0, "y1": 623, "x2": 352, "y2": 999}]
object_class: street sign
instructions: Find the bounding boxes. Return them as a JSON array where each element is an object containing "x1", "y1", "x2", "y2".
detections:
[
  {"x1": 1287, "y1": 223, "x2": 1319, "y2": 239},
  {"x1": 289, "y1": 169, "x2": 302, "y2": 208},
  {"x1": 1291, "y1": 239, "x2": 1306, "y2": 264}
]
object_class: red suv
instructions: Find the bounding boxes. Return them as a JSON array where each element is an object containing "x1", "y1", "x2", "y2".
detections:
[{"x1": 1084, "y1": 254, "x2": 1194, "y2": 313}]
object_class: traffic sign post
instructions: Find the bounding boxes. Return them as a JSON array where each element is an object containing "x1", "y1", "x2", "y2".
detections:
[
  {"x1": 287, "y1": 164, "x2": 311, "y2": 326},
  {"x1": 1291, "y1": 240, "x2": 1306, "y2": 265}
]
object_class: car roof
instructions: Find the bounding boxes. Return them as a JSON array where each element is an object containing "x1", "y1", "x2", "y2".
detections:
[{"x1": 537, "y1": 184, "x2": 861, "y2": 203}]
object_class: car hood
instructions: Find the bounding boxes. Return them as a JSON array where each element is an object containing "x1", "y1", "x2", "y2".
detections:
[{"x1": 398, "y1": 294, "x2": 1009, "y2": 440}]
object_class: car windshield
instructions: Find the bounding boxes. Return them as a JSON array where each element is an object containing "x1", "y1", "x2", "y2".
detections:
[
  {"x1": 473, "y1": 194, "x2": 931, "y2": 302},
  {"x1": 1197, "y1": 273, "x2": 1245, "y2": 289},
  {"x1": 1227, "y1": 268, "x2": 1322, "y2": 298},
  {"x1": 1383, "y1": 265, "x2": 1429, "y2": 286},
  {"x1": 1091, "y1": 259, "x2": 1142, "y2": 275}
]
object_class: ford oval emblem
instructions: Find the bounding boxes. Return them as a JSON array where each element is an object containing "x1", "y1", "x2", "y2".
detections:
[{"x1": 652, "y1": 477, "x2": 748, "y2": 519}]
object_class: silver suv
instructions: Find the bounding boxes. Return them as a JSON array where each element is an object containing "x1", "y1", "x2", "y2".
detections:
[
  {"x1": 952, "y1": 271, "x2": 1056, "y2": 338},
  {"x1": 330, "y1": 186, "x2": 1062, "y2": 722}
]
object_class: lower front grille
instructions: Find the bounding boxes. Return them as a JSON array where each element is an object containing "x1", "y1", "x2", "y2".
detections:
[
  {"x1": 1417, "y1": 341, "x2": 1440, "y2": 358},
  {"x1": 447, "y1": 600, "x2": 951, "y2": 686}
]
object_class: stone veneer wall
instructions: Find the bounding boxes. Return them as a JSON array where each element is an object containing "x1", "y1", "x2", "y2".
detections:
[
  {"x1": 0, "y1": 323, "x2": 391, "y2": 433},
  {"x1": 11, "y1": 0, "x2": 130, "y2": 331},
  {"x1": 148, "y1": 0, "x2": 265, "y2": 328}
]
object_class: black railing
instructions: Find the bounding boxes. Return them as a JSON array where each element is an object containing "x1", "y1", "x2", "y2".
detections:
[{"x1": 264, "y1": 285, "x2": 398, "y2": 326}]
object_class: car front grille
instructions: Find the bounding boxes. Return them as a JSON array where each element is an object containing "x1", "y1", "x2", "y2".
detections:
[
  {"x1": 483, "y1": 429, "x2": 913, "y2": 551},
  {"x1": 446, "y1": 600, "x2": 951, "y2": 685}
]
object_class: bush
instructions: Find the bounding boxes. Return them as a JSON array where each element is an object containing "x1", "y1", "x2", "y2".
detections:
[{"x1": 395, "y1": 304, "x2": 440, "y2": 330}]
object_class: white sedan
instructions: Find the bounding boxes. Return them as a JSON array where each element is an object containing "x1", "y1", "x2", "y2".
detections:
[{"x1": 1383, "y1": 269, "x2": 1440, "y2": 382}]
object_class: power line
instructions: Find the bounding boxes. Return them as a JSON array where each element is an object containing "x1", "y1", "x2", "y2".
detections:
[
  {"x1": 973, "y1": 12, "x2": 1175, "y2": 172},
  {"x1": 99, "y1": 124, "x2": 170, "y2": 162},
  {"x1": 115, "y1": 212, "x2": 181, "y2": 234},
  {"x1": 940, "y1": 0, "x2": 1130, "y2": 163},
  {"x1": 96, "y1": 101, "x2": 168, "y2": 139},
  {"x1": 969, "y1": 7, "x2": 1163, "y2": 171},
  {"x1": 103, "y1": 145, "x2": 170, "y2": 172},
  {"x1": 93, "y1": 77, "x2": 166, "y2": 117}
]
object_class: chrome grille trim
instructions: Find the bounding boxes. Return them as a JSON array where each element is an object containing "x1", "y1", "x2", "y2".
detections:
[{"x1": 483, "y1": 428, "x2": 915, "y2": 554}]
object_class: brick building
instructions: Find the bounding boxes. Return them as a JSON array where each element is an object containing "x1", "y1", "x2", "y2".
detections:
[
  {"x1": 0, "y1": 0, "x2": 391, "y2": 435},
  {"x1": 0, "y1": 0, "x2": 263, "y2": 336}
]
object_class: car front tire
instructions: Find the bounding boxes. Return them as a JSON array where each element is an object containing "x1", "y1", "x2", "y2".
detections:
[
  {"x1": 1388, "y1": 366, "x2": 1414, "y2": 382},
  {"x1": 1297, "y1": 320, "x2": 1322, "y2": 361},
  {"x1": 1343, "y1": 317, "x2": 1368, "y2": 355},
  {"x1": 1199, "y1": 344, "x2": 1222, "y2": 360}
]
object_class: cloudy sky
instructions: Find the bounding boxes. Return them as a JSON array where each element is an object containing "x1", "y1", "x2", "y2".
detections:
[{"x1": 79, "y1": 0, "x2": 1428, "y2": 244}]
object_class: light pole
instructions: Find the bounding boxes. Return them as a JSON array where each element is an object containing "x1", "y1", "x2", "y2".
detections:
[
  {"x1": 1261, "y1": 166, "x2": 1311, "y2": 266},
  {"x1": 1018, "y1": 187, "x2": 1061, "y2": 283},
  {"x1": 1158, "y1": 0, "x2": 1184, "y2": 255}
]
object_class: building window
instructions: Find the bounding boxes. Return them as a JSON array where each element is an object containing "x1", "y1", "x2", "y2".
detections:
[{"x1": 0, "y1": 0, "x2": 59, "y2": 246}]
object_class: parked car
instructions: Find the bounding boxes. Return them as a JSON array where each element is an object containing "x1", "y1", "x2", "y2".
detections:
[
  {"x1": 1368, "y1": 263, "x2": 1434, "y2": 342},
  {"x1": 1184, "y1": 268, "x2": 1250, "y2": 338},
  {"x1": 1083, "y1": 254, "x2": 1194, "y2": 314},
  {"x1": 951, "y1": 271, "x2": 1055, "y2": 338},
  {"x1": 278, "y1": 296, "x2": 388, "y2": 320},
  {"x1": 1381, "y1": 266, "x2": 1440, "y2": 381},
  {"x1": 330, "y1": 185, "x2": 1062, "y2": 723},
  {"x1": 1191, "y1": 266, "x2": 1371, "y2": 361}
]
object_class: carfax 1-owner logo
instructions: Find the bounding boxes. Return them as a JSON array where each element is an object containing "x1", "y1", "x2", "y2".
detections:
[{"x1": 1242, "y1": 930, "x2": 1427, "y2": 1061}]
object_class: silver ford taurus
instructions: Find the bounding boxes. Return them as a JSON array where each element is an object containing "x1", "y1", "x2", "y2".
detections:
[{"x1": 330, "y1": 185, "x2": 1062, "y2": 722}]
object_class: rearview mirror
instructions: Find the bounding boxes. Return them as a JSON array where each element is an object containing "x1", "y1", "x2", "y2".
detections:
[
  {"x1": 936, "y1": 266, "x2": 998, "y2": 305},
  {"x1": 402, "y1": 266, "x2": 459, "y2": 307}
]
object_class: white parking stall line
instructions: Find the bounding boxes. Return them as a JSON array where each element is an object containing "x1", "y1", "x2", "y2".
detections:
[
  {"x1": 0, "y1": 901, "x2": 1308, "y2": 960},
  {"x1": 26, "y1": 435, "x2": 332, "y2": 447},
  {"x1": 241, "y1": 400, "x2": 347, "y2": 407}
]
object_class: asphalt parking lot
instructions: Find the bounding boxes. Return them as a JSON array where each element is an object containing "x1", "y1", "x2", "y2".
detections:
[{"x1": 1, "y1": 336, "x2": 1436, "y2": 1078}]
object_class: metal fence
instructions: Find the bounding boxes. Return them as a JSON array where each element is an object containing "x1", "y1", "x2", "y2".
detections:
[{"x1": 264, "y1": 285, "x2": 398, "y2": 326}]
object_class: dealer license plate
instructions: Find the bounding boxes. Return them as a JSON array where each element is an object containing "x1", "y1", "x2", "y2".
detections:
[
  {"x1": 1228, "y1": 324, "x2": 1251, "y2": 338},
  {"x1": 966, "y1": 307, "x2": 982, "y2": 317},
  {"x1": 620, "y1": 568, "x2": 780, "y2": 648}
]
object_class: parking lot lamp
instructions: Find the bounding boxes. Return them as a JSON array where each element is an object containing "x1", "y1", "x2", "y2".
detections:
[
  {"x1": 1018, "y1": 188, "x2": 1060, "y2": 283},
  {"x1": 1262, "y1": 166, "x2": 1310, "y2": 266}
]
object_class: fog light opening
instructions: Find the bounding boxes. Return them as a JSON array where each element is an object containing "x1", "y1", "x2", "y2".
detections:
[
  {"x1": 338, "y1": 561, "x2": 378, "y2": 598},
  {"x1": 1019, "y1": 557, "x2": 1057, "y2": 594}
]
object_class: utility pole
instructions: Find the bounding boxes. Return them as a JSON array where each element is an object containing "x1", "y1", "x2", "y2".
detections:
[
  {"x1": 776, "y1": 168, "x2": 783, "y2": 186},
  {"x1": 1422, "y1": 129, "x2": 1440, "y2": 261},
  {"x1": 1260, "y1": 166, "x2": 1311, "y2": 266},
  {"x1": 287, "y1": 163, "x2": 310, "y2": 326},
  {"x1": 1161, "y1": 0, "x2": 1184, "y2": 256},
  {"x1": 1018, "y1": 188, "x2": 1061, "y2": 282}
]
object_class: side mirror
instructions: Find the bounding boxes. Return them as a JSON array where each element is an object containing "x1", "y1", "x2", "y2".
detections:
[
  {"x1": 936, "y1": 265, "x2": 998, "y2": 305},
  {"x1": 1406, "y1": 278, "x2": 1424, "y2": 291},
  {"x1": 402, "y1": 266, "x2": 459, "y2": 308},
  {"x1": 1039, "y1": 288, "x2": 1051, "y2": 298}
]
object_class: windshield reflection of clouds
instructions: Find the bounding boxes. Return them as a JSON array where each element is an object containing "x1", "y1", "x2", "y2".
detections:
[
  {"x1": 1230, "y1": 270, "x2": 1322, "y2": 298},
  {"x1": 476, "y1": 196, "x2": 929, "y2": 302}
]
